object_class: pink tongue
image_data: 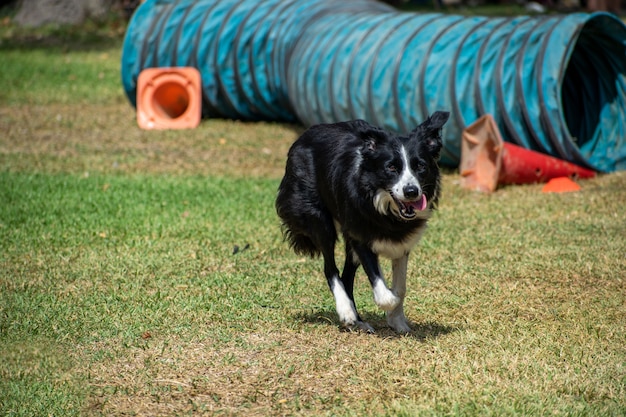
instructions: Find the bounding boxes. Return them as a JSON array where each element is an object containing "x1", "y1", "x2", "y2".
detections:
[{"x1": 412, "y1": 194, "x2": 427, "y2": 211}]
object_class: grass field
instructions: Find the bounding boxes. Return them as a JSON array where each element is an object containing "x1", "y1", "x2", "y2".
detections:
[{"x1": 1, "y1": 10, "x2": 625, "y2": 417}]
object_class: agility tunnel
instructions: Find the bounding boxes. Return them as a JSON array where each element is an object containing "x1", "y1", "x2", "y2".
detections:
[{"x1": 121, "y1": 0, "x2": 626, "y2": 172}]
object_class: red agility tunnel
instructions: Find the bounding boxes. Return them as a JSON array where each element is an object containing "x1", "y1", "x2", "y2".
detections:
[{"x1": 460, "y1": 115, "x2": 596, "y2": 193}]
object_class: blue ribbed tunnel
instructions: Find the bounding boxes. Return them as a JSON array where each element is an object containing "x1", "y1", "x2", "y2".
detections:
[{"x1": 121, "y1": 0, "x2": 626, "y2": 172}]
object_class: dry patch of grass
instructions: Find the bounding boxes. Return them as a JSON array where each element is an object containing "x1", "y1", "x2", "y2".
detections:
[
  {"x1": 84, "y1": 330, "x2": 402, "y2": 415},
  {"x1": 0, "y1": 103, "x2": 301, "y2": 178},
  {"x1": 81, "y1": 287, "x2": 624, "y2": 416}
]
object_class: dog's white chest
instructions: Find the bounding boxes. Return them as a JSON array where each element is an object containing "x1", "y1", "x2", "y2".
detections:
[{"x1": 370, "y1": 227, "x2": 426, "y2": 259}]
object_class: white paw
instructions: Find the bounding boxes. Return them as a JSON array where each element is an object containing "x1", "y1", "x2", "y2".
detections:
[
  {"x1": 373, "y1": 281, "x2": 400, "y2": 311},
  {"x1": 336, "y1": 307, "x2": 374, "y2": 333},
  {"x1": 334, "y1": 284, "x2": 359, "y2": 326},
  {"x1": 336, "y1": 302, "x2": 358, "y2": 326}
]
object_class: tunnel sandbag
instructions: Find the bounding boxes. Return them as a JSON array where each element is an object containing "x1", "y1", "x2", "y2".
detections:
[{"x1": 121, "y1": 0, "x2": 626, "y2": 172}]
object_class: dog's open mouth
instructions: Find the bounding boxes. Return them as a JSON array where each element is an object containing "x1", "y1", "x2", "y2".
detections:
[{"x1": 395, "y1": 194, "x2": 427, "y2": 219}]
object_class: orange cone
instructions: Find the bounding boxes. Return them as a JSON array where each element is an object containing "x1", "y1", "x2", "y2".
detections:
[
  {"x1": 541, "y1": 177, "x2": 581, "y2": 193},
  {"x1": 460, "y1": 114, "x2": 595, "y2": 192},
  {"x1": 136, "y1": 67, "x2": 202, "y2": 130}
]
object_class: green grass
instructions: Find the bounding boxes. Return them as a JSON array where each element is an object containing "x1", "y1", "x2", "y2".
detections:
[
  {"x1": 0, "y1": 47, "x2": 123, "y2": 106},
  {"x1": 0, "y1": 173, "x2": 281, "y2": 344},
  {"x1": 1, "y1": 12, "x2": 625, "y2": 417},
  {"x1": 2, "y1": 171, "x2": 624, "y2": 416}
]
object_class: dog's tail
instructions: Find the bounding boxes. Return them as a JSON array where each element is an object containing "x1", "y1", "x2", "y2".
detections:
[{"x1": 280, "y1": 226, "x2": 321, "y2": 258}]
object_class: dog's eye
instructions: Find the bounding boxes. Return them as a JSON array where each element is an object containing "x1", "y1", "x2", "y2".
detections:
[
  {"x1": 413, "y1": 160, "x2": 426, "y2": 173},
  {"x1": 387, "y1": 164, "x2": 397, "y2": 173}
]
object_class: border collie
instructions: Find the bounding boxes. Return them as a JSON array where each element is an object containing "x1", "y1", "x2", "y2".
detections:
[{"x1": 276, "y1": 112, "x2": 449, "y2": 333}]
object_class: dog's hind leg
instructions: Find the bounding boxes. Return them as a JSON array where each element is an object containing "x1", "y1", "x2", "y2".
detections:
[
  {"x1": 386, "y1": 255, "x2": 411, "y2": 333},
  {"x1": 326, "y1": 261, "x2": 375, "y2": 333},
  {"x1": 338, "y1": 242, "x2": 374, "y2": 333},
  {"x1": 319, "y1": 238, "x2": 374, "y2": 333}
]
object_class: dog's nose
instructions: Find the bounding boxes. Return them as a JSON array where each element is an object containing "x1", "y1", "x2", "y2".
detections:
[{"x1": 403, "y1": 184, "x2": 420, "y2": 199}]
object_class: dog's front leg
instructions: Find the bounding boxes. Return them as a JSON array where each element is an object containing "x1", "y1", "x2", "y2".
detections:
[
  {"x1": 354, "y1": 246, "x2": 401, "y2": 312},
  {"x1": 386, "y1": 254, "x2": 411, "y2": 333}
]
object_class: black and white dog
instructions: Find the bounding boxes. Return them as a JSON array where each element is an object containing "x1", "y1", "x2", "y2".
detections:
[{"x1": 276, "y1": 112, "x2": 449, "y2": 333}]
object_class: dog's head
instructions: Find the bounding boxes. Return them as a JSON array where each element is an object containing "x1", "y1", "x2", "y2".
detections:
[{"x1": 360, "y1": 111, "x2": 449, "y2": 221}]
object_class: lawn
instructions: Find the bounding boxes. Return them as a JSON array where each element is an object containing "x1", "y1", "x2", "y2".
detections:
[{"x1": 1, "y1": 9, "x2": 625, "y2": 417}]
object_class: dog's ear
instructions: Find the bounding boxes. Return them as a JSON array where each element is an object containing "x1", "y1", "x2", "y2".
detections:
[
  {"x1": 427, "y1": 135, "x2": 443, "y2": 159},
  {"x1": 357, "y1": 122, "x2": 388, "y2": 154},
  {"x1": 418, "y1": 111, "x2": 449, "y2": 159},
  {"x1": 364, "y1": 137, "x2": 377, "y2": 152},
  {"x1": 427, "y1": 111, "x2": 450, "y2": 130}
]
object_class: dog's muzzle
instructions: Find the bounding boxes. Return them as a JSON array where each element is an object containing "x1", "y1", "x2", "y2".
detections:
[{"x1": 393, "y1": 194, "x2": 427, "y2": 219}]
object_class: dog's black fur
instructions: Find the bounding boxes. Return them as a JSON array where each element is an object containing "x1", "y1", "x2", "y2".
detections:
[{"x1": 276, "y1": 112, "x2": 449, "y2": 332}]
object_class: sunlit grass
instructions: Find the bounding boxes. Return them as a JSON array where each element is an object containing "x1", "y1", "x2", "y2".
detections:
[
  {"x1": 2, "y1": 169, "x2": 624, "y2": 416},
  {"x1": 1, "y1": 12, "x2": 625, "y2": 417}
]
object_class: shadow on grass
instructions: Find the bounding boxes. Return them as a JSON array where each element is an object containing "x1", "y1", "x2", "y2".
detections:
[
  {"x1": 0, "y1": 15, "x2": 126, "y2": 52},
  {"x1": 294, "y1": 308, "x2": 458, "y2": 341},
  {"x1": 0, "y1": 30, "x2": 124, "y2": 52}
]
